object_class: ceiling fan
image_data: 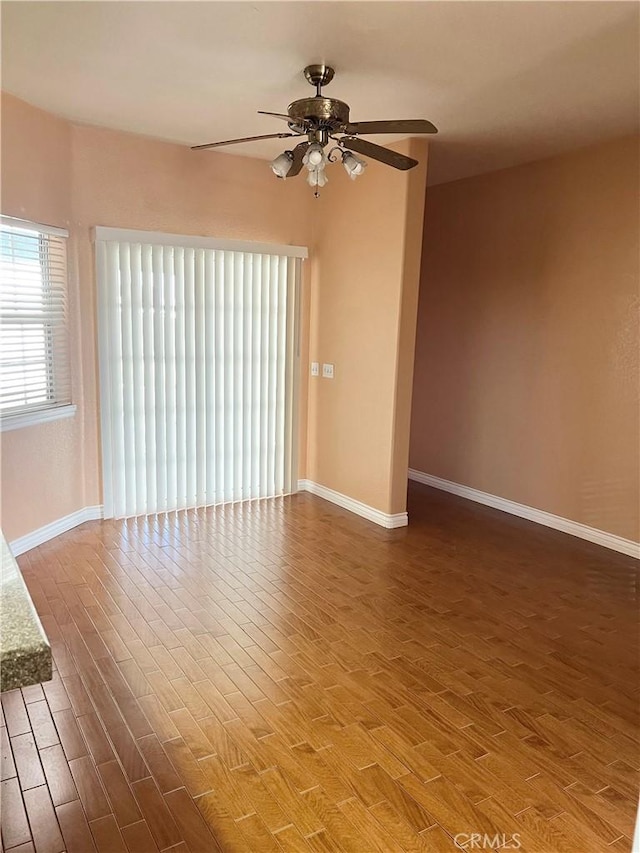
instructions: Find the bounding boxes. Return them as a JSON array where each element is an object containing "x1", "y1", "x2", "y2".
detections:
[{"x1": 192, "y1": 65, "x2": 437, "y2": 196}]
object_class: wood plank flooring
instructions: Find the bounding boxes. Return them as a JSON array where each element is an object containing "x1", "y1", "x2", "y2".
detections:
[{"x1": 1, "y1": 483, "x2": 638, "y2": 852}]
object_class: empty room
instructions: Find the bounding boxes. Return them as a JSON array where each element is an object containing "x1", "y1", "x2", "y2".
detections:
[{"x1": 0, "y1": 2, "x2": 638, "y2": 852}]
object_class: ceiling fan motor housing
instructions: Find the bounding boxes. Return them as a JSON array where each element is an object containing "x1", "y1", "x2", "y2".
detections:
[{"x1": 287, "y1": 97, "x2": 350, "y2": 132}]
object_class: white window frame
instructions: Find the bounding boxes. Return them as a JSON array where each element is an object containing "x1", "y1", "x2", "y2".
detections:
[
  {"x1": 0, "y1": 403, "x2": 76, "y2": 432},
  {"x1": 0, "y1": 215, "x2": 75, "y2": 432}
]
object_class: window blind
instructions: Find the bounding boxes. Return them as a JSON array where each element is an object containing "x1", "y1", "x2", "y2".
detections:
[
  {"x1": 95, "y1": 230, "x2": 303, "y2": 518},
  {"x1": 0, "y1": 217, "x2": 71, "y2": 417}
]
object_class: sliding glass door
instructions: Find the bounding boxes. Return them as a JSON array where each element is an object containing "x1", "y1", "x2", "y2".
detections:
[{"x1": 95, "y1": 228, "x2": 304, "y2": 518}]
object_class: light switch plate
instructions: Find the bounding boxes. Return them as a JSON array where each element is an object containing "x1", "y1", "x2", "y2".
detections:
[
  {"x1": 322, "y1": 363, "x2": 334, "y2": 379},
  {"x1": 311, "y1": 362, "x2": 319, "y2": 376}
]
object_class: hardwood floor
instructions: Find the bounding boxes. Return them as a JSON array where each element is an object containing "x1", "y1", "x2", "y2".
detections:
[{"x1": 1, "y1": 483, "x2": 638, "y2": 852}]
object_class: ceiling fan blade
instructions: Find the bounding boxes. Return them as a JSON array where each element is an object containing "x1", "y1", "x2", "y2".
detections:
[
  {"x1": 346, "y1": 119, "x2": 438, "y2": 135},
  {"x1": 341, "y1": 137, "x2": 419, "y2": 170},
  {"x1": 257, "y1": 111, "x2": 294, "y2": 122},
  {"x1": 192, "y1": 132, "x2": 296, "y2": 150},
  {"x1": 288, "y1": 142, "x2": 309, "y2": 177}
]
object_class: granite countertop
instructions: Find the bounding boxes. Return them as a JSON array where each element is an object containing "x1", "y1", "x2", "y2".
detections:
[{"x1": 0, "y1": 533, "x2": 52, "y2": 692}]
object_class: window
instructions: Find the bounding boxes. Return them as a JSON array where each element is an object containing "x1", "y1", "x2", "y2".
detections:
[{"x1": 0, "y1": 216, "x2": 73, "y2": 430}]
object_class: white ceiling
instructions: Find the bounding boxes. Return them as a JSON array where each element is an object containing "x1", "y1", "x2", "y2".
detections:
[{"x1": 2, "y1": 1, "x2": 638, "y2": 185}]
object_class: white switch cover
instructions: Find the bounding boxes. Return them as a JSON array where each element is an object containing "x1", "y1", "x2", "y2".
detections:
[
  {"x1": 322, "y1": 363, "x2": 334, "y2": 379},
  {"x1": 311, "y1": 362, "x2": 319, "y2": 376}
]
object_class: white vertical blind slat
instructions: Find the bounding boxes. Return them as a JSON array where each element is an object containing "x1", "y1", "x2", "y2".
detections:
[
  {"x1": 97, "y1": 237, "x2": 301, "y2": 518},
  {"x1": 214, "y1": 251, "x2": 225, "y2": 504},
  {"x1": 96, "y1": 243, "x2": 114, "y2": 517},
  {"x1": 204, "y1": 250, "x2": 216, "y2": 505},
  {"x1": 275, "y1": 257, "x2": 287, "y2": 494},
  {"x1": 259, "y1": 255, "x2": 270, "y2": 499},
  {"x1": 242, "y1": 254, "x2": 253, "y2": 502},
  {"x1": 164, "y1": 247, "x2": 177, "y2": 511},
  {"x1": 174, "y1": 247, "x2": 187, "y2": 509},
  {"x1": 194, "y1": 249, "x2": 207, "y2": 507},
  {"x1": 265, "y1": 255, "x2": 276, "y2": 497},
  {"x1": 130, "y1": 244, "x2": 147, "y2": 516},
  {"x1": 251, "y1": 257, "x2": 262, "y2": 500},
  {"x1": 283, "y1": 257, "x2": 294, "y2": 496},
  {"x1": 119, "y1": 243, "x2": 136, "y2": 516},
  {"x1": 224, "y1": 252, "x2": 235, "y2": 502},
  {"x1": 185, "y1": 249, "x2": 197, "y2": 507},
  {"x1": 141, "y1": 245, "x2": 157, "y2": 511},
  {"x1": 284, "y1": 258, "x2": 301, "y2": 495},
  {"x1": 152, "y1": 246, "x2": 167, "y2": 511},
  {"x1": 234, "y1": 254, "x2": 244, "y2": 502},
  {"x1": 107, "y1": 242, "x2": 126, "y2": 517}
]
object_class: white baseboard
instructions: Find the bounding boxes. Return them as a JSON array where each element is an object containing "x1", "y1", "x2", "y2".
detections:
[
  {"x1": 11, "y1": 476, "x2": 636, "y2": 559},
  {"x1": 297, "y1": 480, "x2": 408, "y2": 529},
  {"x1": 9, "y1": 505, "x2": 104, "y2": 557},
  {"x1": 408, "y1": 469, "x2": 639, "y2": 559}
]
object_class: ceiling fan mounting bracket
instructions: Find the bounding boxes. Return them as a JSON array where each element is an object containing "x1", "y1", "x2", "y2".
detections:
[{"x1": 303, "y1": 64, "x2": 335, "y2": 94}]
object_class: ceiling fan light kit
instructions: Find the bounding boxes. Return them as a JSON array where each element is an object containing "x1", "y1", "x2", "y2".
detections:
[{"x1": 193, "y1": 65, "x2": 437, "y2": 197}]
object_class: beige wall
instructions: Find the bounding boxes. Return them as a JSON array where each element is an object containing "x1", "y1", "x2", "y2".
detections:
[
  {"x1": 306, "y1": 139, "x2": 428, "y2": 515},
  {"x1": 410, "y1": 136, "x2": 640, "y2": 542},
  {"x1": 1, "y1": 92, "x2": 313, "y2": 539},
  {"x1": 0, "y1": 93, "x2": 86, "y2": 539}
]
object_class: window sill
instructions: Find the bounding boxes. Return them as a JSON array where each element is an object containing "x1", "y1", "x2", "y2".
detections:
[{"x1": 0, "y1": 404, "x2": 77, "y2": 433}]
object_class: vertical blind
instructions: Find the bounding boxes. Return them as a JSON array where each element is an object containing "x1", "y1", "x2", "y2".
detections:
[
  {"x1": 0, "y1": 216, "x2": 71, "y2": 416},
  {"x1": 95, "y1": 228, "x2": 304, "y2": 519}
]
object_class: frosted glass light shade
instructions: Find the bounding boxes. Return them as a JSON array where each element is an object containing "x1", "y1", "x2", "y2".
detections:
[
  {"x1": 307, "y1": 167, "x2": 328, "y2": 188},
  {"x1": 342, "y1": 151, "x2": 366, "y2": 180},
  {"x1": 270, "y1": 151, "x2": 294, "y2": 178},
  {"x1": 303, "y1": 143, "x2": 327, "y2": 171}
]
